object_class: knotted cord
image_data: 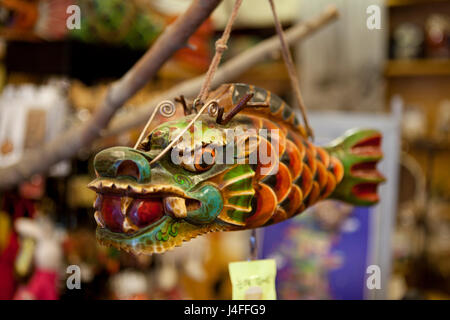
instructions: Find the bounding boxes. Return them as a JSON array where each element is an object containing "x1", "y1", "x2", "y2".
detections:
[
  {"x1": 268, "y1": 0, "x2": 314, "y2": 140},
  {"x1": 135, "y1": 0, "x2": 315, "y2": 167},
  {"x1": 132, "y1": 0, "x2": 315, "y2": 260},
  {"x1": 134, "y1": 0, "x2": 243, "y2": 150},
  {"x1": 196, "y1": 0, "x2": 243, "y2": 104}
]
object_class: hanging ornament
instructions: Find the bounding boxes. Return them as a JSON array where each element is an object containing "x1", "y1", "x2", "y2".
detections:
[
  {"x1": 88, "y1": 1, "x2": 385, "y2": 255},
  {"x1": 88, "y1": 83, "x2": 385, "y2": 254}
]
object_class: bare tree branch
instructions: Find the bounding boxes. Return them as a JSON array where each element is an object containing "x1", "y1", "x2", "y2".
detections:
[
  {"x1": 0, "y1": 4, "x2": 339, "y2": 191},
  {"x1": 0, "y1": 0, "x2": 223, "y2": 190},
  {"x1": 106, "y1": 5, "x2": 338, "y2": 137}
]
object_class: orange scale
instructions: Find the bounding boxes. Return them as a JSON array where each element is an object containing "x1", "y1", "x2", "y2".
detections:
[
  {"x1": 245, "y1": 183, "x2": 277, "y2": 228},
  {"x1": 284, "y1": 140, "x2": 303, "y2": 181},
  {"x1": 261, "y1": 118, "x2": 286, "y2": 157},
  {"x1": 299, "y1": 164, "x2": 313, "y2": 199},
  {"x1": 273, "y1": 162, "x2": 292, "y2": 203},
  {"x1": 255, "y1": 137, "x2": 279, "y2": 180},
  {"x1": 316, "y1": 161, "x2": 328, "y2": 190},
  {"x1": 246, "y1": 115, "x2": 263, "y2": 130},
  {"x1": 279, "y1": 125, "x2": 289, "y2": 136},
  {"x1": 306, "y1": 140, "x2": 317, "y2": 156},
  {"x1": 269, "y1": 207, "x2": 288, "y2": 225},
  {"x1": 320, "y1": 172, "x2": 337, "y2": 200},
  {"x1": 304, "y1": 141, "x2": 317, "y2": 176},
  {"x1": 306, "y1": 181, "x2": 321, "y2": 207},
  {"x1": 298, "y1": 203, "x2": 306, "y2": 213},
  {"x1": 287, "y1": 132, "x2": 306, "y2": 160},
  {"x1": 316, "y1": 146, "x2": 330, "y2": 168},
  {"x1": 284, "y1": 185, "x2": 303, "y2": 217},
  {"x1": 330, "y1": 156, "x2": 344, "y2": 184}
]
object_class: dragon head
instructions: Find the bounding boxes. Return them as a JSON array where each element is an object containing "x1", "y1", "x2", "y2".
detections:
[{"x1": 88, "y1": 114, "x2": 259, "y2": 254}]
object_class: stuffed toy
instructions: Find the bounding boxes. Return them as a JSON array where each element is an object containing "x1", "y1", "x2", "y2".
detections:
[{"x1": 13, "y1": 216, "x2": 65, "y2": 300}]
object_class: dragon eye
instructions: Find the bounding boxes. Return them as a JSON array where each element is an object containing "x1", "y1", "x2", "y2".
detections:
[
  {"x1": 194, "y1": 146, "x2": 216, "y2": 172},
  {"x1": 178, "y1": 145, "x2": 216, "y2": 173}
]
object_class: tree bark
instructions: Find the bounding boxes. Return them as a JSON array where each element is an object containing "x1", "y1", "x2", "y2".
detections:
[{"x1": 0, "y1": 0, "x2": 223, "y2": 190}]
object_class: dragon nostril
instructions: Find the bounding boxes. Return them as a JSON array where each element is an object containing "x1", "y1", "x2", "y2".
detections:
[
  {"x1": 117, "y1": 160, "x2": 140, "y2": 181},
  {"x1": 93, "y1": 147, "x2": 151, "y2": 182}
]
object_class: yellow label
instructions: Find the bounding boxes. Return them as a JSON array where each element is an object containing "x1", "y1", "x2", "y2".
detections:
[{"x1": 228, "y1": 259, "x2": 277, "y2": 300}]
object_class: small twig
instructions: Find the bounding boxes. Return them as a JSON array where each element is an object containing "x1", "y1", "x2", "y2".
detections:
[
  {"x1": 216, "y1": 93, "x2": 253, "y2": 125},
  {"x1": 175, "y1": 95, "x2": 190, "y2": 115},
  {"x1": 216, "y1": 93, "x2": 268, "y2": 125}
]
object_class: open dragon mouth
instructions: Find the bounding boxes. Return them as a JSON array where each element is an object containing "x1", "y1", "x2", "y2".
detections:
[
  {"x1": 349, "y1": 133, "x2": 385, "y2": 204},
  {"x1": 88, "y1": 179, "x2": 201, "y2": 234},
  {"x1": 352, "y1": 183, "x2": 379, "y2": 203}
]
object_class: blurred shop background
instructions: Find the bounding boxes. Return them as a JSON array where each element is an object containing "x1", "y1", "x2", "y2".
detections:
[{"x1": 0, "y1": 0, "x2": 449, "y2": 300}]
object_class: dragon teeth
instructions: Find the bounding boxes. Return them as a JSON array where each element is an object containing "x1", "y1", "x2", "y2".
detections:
[
  {"x1": 163, "y1": 197, "x2": 187, "y2": 218},
  {"x1": 123, "y1": 218, "x2": 139, "y2": 233},
  {"x1": 121, "y1": 196, "x2": 134, "y2": 216},
  {"x1": 93, "y1": 194, "x2": 103, "y2": 210},
  {"x1": 102, "y1": 180, "x2": 112, "y2": 188},
  {"x1": 94, "y1": 211, "x2": 105, "y2": 228}
]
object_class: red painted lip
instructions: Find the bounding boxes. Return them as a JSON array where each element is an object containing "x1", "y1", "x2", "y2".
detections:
[
  {"x1": 350, "y1": 161, "x2": 385, "y2": 181},
  {"x1": 99, "y1": 195, "x2": 124, "y2": 233},
  {"x1": 97, "y1": 194, "x2": 164, "y2": 233},
  {"x1": 127, "y1": 198, "x2": 164, "y2": 228},
  {"x1": 351, "y1": 134, "x2": 383, "y2": 158},
  {"x1": 352, "y1": 183, "x2": 380, "y2": 203}
]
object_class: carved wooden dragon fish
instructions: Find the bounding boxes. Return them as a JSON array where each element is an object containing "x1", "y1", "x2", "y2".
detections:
[{"x1": 88, "y1": 83, "x2": 385, "y2": 254}]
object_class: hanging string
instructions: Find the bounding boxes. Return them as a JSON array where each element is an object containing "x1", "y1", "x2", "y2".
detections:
[
  {"x1": 268, "y1": 0, "x2": 314, "y2": 140},
  {"x1": 249, "y1": 229, "x2": 258, "y2": 260},
  {"x1": 196, "y1": 0, "x2": 243, "y2": 104},
  {"x1": 134, "y1": 0, "x2": 242, "y2": 150}
]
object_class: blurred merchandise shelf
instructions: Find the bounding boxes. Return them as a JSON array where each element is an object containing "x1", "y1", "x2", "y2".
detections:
[
  {"x1": 234, "y1": 60, "x2": 290, "y2": 93},
  {"x1": 406, "y1": 138, "x2": 450, "y2": 152},
  {"x1": 4, "y1": 40, "x2": 146, "y2": 85},
  {"x1": 387, "y1": 0, "x2": 450, "y2": 7},
  {"x1": 385, "y1": 59, "x2": 450, "y2": 77},
  {"x1": 0, "y1": 29, "x2": 40, "y2": 42}
]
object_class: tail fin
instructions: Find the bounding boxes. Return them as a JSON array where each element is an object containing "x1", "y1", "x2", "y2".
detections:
[{"x1": 325, "y1": 129, "x2": 385, "y2": 206}]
